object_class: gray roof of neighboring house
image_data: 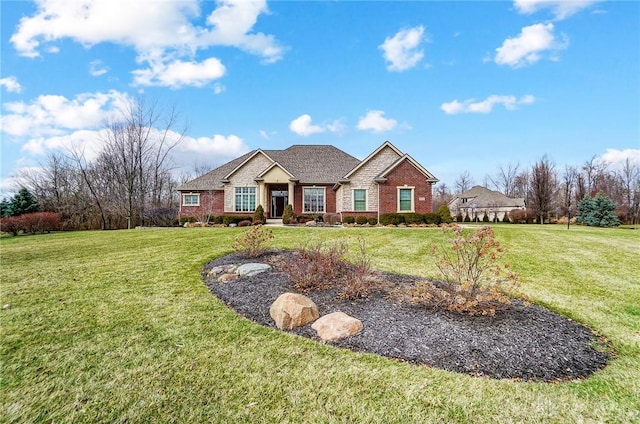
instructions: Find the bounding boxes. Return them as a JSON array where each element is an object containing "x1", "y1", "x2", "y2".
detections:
[
  {"x1": 449, "y1": 185, "x2": 525, "y2": 208},
  {"x1": 177, "y1": 145, "x2": 361, "y2": 191}
]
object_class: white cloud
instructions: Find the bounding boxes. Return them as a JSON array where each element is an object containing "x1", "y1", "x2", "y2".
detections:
[
  {"x1": 132, "y1": 57, "x2": 226, "y2": 88},
  {"x1": 289, "y1": 114, "x2": 325, "y2": 137},
  {"x1": 598, "y1": 148, "x2": 640, "y2": 168},
  {"x1": 379, "y1": 26, "x2": 427, "y2": 72},
  {"x1": 441, "y1": 94, "x2": 536, "y2": 114},
  {"x1": 357, "y1": 110, "x2": 398, "y2": 132},
  {"x1": 495, "y1": 23, "x2": 567, "y2": 68},
  {"x1": 0, "y1": 90, "x2": 131, "y2": 137},
  {"x1": 0, "y1": 76, "x2": 22, "y2": 93},
  {"x1": 514, "y1": 0, "x2": 601, "y2": 20},
  {"x1": 21, "y1": 130, "x2": 106, "y2": 161},
  {"x1": 10, "y1": 0, "x2": 283, "y2": 87},
  {"x1": 213, "y1": 83, "x2": 226, "y2": 94},
  {"x1": 179, "y1": 133, "x2": 249, "y2": 156},
  {"x1": 89, "y1": 60, "x2": 109, "y2": 76}
]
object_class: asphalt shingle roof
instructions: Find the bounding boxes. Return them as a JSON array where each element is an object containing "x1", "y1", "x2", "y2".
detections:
[
  {"x1": 450, "y1": 185, "x2": 525, "y2": 208},
  {"x1": 177, "y1": 145, "x2": 361, "y2": 191}
]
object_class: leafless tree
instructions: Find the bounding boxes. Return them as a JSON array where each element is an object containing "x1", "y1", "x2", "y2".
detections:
[
  {"x1": 618, "y1": 158, "x2": 640, "y2": 224},
  {"x1": 432, "y1": 183, "x2": 453, "y2": 211},
  {"x1": 529, "y1": 155, "x2": 557, "y2": 224},
  {"x1": 489, "y1": 162, "x2": 520, "y2": 196},
  {"x1": 455, "y1": 171, "x2": 474, "y2": 194},
  {"x1": 561, "y1": 165, "x2": 578, "y2": 228}
]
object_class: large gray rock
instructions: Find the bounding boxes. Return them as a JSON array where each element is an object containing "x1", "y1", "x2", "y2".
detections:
[
  {"x1": 269, "y1": 293, "x2": 319, "y2": 330},
  {"x1": 311, "y1": 312, "x2": 363, "y2": 341},
  {"x1": 237, "y1": 263, "x2": 271, "y2": 277}
]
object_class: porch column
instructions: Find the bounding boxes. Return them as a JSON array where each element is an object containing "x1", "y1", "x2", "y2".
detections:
[
  {"x1": 258, "y1": 182, "x2": 266, "y2": 210},
  {"x1": 288, "y1": 181, "x2": 295, "y2": 206}
]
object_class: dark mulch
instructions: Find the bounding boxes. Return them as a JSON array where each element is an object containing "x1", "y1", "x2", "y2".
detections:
[{"x1": 202, "y1": 250, "x2": 610, "y2": 381}]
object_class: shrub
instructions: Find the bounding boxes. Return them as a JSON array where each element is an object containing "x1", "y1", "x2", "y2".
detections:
[
  {"x1": 0, "y1": 216, "x2": 24, "y2": 236},
  {"x1": 323, "y1": 213, "x2": 340, "y2": 225},
  {"x1": 502, "y1": 214, "x2": 510, "y2": 223},
  {"x1": 423, "y1": 212, "x2": 442, "y2": 225},
  {"x1": 21, "y1": 212, "x2": 61, "y2": 234},
  {"x1": 401, "y1": 224, "x2": 523, "y2": 316},
  {"x1": 252, "y1": 204, "x2": 265, "y2": 224},
  {"x1": 368, "y1": 217, "x2": 378, "y2": 226},
  {"x1": 223, "y1": 215, "x2": 253, "y2": 226},
  {"x1": 455, "y1": 212, "x2": 464, "y2": 222},
  {"x1": 482, "y1": 211, "x2": 490, "y2": 222},
  {"x1": 356, "y1": 216, "x2": 369, "y2": 225},
  {"x1": 232, "y1": 225, "x2": 273, "y2": 258},
  {"x1": 342, "y1": 215, "x2": 355, "y2": 224},
  {"x1": 379, "y1": 213, "x2": 405, "y2": 226},
  {"x1": 283, "y1": 239, "x2": 349, "y2": 291},
  {"x1": 282, "y1": 204, "x2": 295, "y2": 224},
  {"x1": 463, "y1": 212, "x2": 471, "y2": 222},
  {"x1": 437, "y1": 205, "x2": 454, "y2": 224},
  {"x1": 238, "y1": 220, "x2": 252, "y2": 227},
  {"x1": 404, "y1": 213, "x2": 424, "y2": 225},
  {"x1": 337, "y1": 238, "x2": 384, "y2": 300},
  {"x1": 179, "y1": 216, "x2": 198, "y2": 225}
]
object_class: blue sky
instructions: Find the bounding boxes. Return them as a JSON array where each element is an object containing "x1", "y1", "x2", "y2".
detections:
[{"x1": 1, "y1": 0, "x2": 639, "y2": 196}]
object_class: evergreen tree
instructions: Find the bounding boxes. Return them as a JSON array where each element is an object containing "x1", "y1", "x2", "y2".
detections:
[
  {"x1": 0, "y1": 198, "x2": 12, "y2": 217},
  {"x1": 6, "y1": 188, "x2": 41, "y2": 216},
  {"x1": 436, "y1": 205, "x2": 453, "y2": 224},
  {"x1": 576, "y1": 192, "x2": 620, "y2": 227},
  {"x1": 253, "y1": 204, "x2": 265, "y2": 224}
]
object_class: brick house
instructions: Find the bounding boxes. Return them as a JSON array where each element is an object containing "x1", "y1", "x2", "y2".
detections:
[{"x1": 177, "y1": 141, "x2": 439, "y2": 221}]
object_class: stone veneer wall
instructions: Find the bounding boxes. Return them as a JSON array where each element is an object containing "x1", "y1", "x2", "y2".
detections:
[
  {"x1": 340, "y1": 146, "x2": 401, "y2": 212},
  {"x1": 224, "y1": 153, "x2": 273, "y2": 212}
]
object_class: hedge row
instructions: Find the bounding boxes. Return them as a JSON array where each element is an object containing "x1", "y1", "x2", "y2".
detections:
[
  {"x1": 378, "y1": 212, "x2": 446, "y2": 226},
  {"x1": 0, "y1": 212, "x2": 61, "y2": 236}
]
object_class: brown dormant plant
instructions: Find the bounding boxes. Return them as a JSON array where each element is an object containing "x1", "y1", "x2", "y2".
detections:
[{"x1": 232, "y1": 225, "x2": 273, "y2": 258}]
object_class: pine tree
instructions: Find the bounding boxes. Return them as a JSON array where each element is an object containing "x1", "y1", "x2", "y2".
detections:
[
  {"x1": 576, "y1": 192, "x2": 620, "y2": 227},
  {"x1": 8, "y1": 188, "x2": 41, "y2": 216}
]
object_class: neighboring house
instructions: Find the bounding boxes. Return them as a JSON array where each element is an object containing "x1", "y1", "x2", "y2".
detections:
[
  {"x1": 177, "y1": 141, "x2": 439, "y2": 221},
  {"x1": 448, "y1": 186, "x2": 525, "y2": 221}
]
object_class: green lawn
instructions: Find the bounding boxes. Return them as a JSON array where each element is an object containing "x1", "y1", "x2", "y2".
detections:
[{"x1": 1, "y1": 225, "x2": 638, "y2": 423}]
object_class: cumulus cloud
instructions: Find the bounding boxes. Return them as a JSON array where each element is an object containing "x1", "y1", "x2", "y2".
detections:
[
  {"x1": 379, "y1": 26, "x2": 427, "y2": 71},
  {"x1": 440, "y1": 94, "x2": 536, "y2": 114},
  {"x1": 514, "y1": 0, "x2": 601, "y2": 20},
  {"x1": 10, "y1": 0, "x2": 283, "y2": 87},
  {"x1": 0, "y1": 90, "x2": 131, "y2": 137},
  {"x1": 179, "y1": 133, "x2": 248, "y2": 156},
  {"x1": 494, "y1": 23, "x2": 567, "y2": 68},
  {"x1": 0, "y1": 76, "x2": 22, "y2": 93},
  {"x1": 22, "y1": 130, "x2": 106, "y2": 161},
  {"x1": 289, "y1": 114, "x2": 325, "y2": 137},
  {"x1": 598, "y1": 148, "x2": 640, "y2": 168},
  {"x1": 357, "y1": 110, "x2": 398, "y2": 132},
  {"x1": 132, "y1": 57, "x2": 226, "y2": 88}
]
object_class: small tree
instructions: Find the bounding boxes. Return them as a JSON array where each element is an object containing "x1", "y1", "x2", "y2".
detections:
[
  {"x1": 253, "y1": 204, "x2": 265, "y2": 224},
  {"x1": 436, "y1": 204, "x2": 453, "y2": 224},
  {"x1": 6, "y1": 188, "x2": 41, "y2": 216},
  {"x1": 482, "y1": 211, "x2": 490, "y2": 222},
  {"x1": 576, "y1": 192, "x2": 620, "y2": 227},
  {"x1": 282, "y1": 204, "x2": 294, "y2": 224}
]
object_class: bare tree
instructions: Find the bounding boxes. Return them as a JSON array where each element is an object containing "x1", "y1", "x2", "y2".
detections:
[
  {"x1": 561, "y1": 165, "x2": 578, "y2": 228},
  {"x1": 489, "y1": 162, "x2": 520, "y2": 196},
  {"x1": 455, "y1": 171, "x2": 474, "y2": 194},
  {"x1": 618, "y1": 157, "x2": 640, "y2": 224},
  {"x1": 432, "y1": 183, "x2": 453, "y2": 211},
  {"x1": 529, "y1": 155, "x2": 557, "y2": 224}
]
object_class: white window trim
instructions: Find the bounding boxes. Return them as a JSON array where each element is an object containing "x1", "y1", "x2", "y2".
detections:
[
  {"x1": 182, "y1": 193, "x2": 200, "y2": 207},
  {"x1": 234, "y1": 186, "x2": 257, "y2": 212},
  {"x1": 352, "y1": 188, "x2": 368, "y2": 211},
  {"x1": 397, "y1": 186, "x2": 415, "y2": 212},
  {"x1": 303, "y1": 186, "x2": 326, "y2": 213}
]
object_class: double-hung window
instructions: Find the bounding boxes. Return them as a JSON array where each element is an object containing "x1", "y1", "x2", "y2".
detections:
[
  {"x1": 303, "y1": 187, "x2": 325, "y2": 213},
  {"x1": 398, "y1": 187, "x2": 414, "y2": 212},
  {"x1": 353, "y1": 189, "x2": 367, "y2": 211},
  {"x1": 182, "y1": 193, "x2": 200, "y2": 206},
  {"x1": 235, "y1": 187, "x2": 256, "y2": 212}
]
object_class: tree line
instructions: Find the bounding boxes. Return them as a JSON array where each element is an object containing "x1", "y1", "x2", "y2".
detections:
[
  {"x1": 3, "y1": 97, "x2": 188, "y2": 230},
  {"x1": 433, "y1": 154, "x2": 640, "y2": 225}
]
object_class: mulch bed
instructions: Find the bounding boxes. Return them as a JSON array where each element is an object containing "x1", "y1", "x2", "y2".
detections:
[{"x1": 202, "y1": 249, "x2": 610, "y2": 381}]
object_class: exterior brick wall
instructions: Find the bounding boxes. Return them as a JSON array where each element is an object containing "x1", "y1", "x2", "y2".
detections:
[
  {"x1": 292, "y1": 184, "x2": 335, "y2": 215},
  {"x1": 179, "y1": 190, "x2": 224, "y2": 219},
  {"x1": 379, "y1": 159, "x2": 433, "y2": 214}
]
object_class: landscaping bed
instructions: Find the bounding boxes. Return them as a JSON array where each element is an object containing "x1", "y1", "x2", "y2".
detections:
[{"x1": 203, "y1": 249, "x2": 610, "y2": 382}]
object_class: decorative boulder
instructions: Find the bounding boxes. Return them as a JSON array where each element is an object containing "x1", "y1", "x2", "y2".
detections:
[
  {"x1": 311, "y1": 312, "x2": 363, "y2": 341},
  {"x1": 269, "y1": 293, "x2": 319, "y2": 330},
  {"x1": 218, "y1": 273, "x2": 239, "y2": 283},
  {"x1": 237, "y1": 263, "x2": 271, "y2": 277}
]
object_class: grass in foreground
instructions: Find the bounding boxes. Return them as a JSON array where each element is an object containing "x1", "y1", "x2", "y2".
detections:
[{"x1": 1, "y1": 225, "x2": 639, "y2": 423}]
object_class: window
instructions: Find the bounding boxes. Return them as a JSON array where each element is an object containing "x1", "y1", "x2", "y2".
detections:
[
  {"x1": 398, "y1": 187, "x2": 414, "y2": 212},
  {"x1": 235, "y1": 187, "x2": 256, "y2": 212},
  {"x1": 182, "y1": 193, "x2": 200, "y2": 206},
  {"x1": 303, "y1": 187, "x2": 325, "y2": 213},
  {"x1": 353, "y1": 189, "x2": 367, "y2": 211}
]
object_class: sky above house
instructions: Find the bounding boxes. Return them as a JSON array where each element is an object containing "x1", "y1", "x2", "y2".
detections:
[{"x1": 1, "y1": 0, "x2": 639, "y2": 196}]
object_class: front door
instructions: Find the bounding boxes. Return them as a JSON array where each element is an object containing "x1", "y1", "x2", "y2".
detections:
[{"x1": 270, "y1": 185, "x2": 288, "y2": 218}]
